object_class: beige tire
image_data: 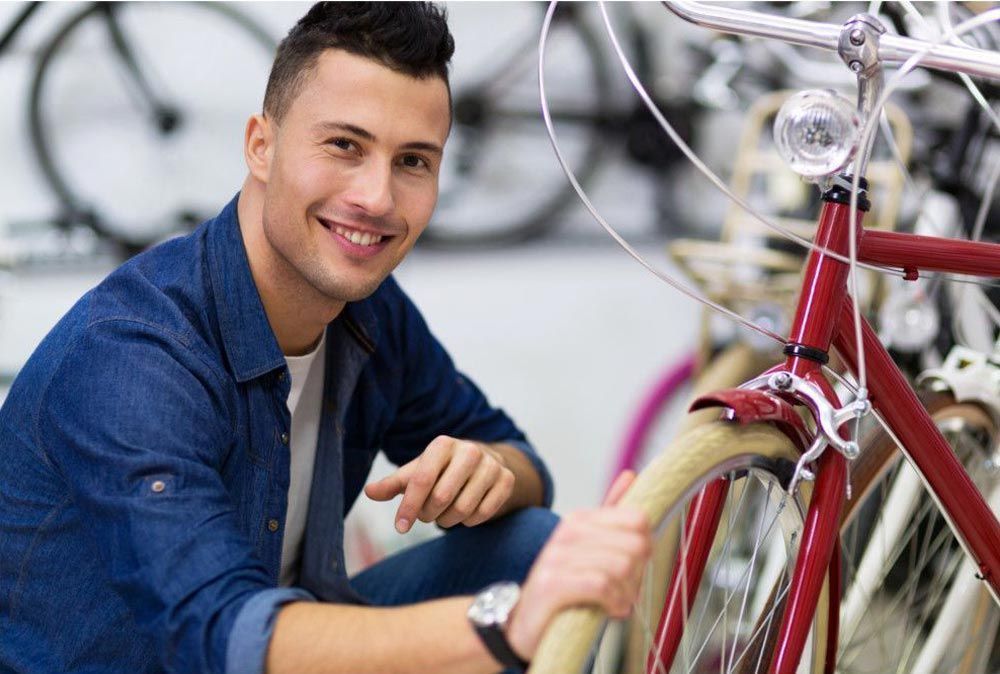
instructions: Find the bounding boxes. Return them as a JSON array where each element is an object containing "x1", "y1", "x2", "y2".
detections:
[{"x1": 529, "y1": 420, "x2": 828, "y2": 674}]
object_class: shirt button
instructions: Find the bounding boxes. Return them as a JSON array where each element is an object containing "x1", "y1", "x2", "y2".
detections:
[
  {"x1": 267, "y1": 519, "x2": 280, "y2": 533},
  {"x1": 277, "y1": 371, "x2": 286, "y2": 382},
  {"x1": 280, "y1": 431, "x2": 289, "y2": 444},
  {"x1": 150, "y1": 480, "x2": 166, "y2": 493}
]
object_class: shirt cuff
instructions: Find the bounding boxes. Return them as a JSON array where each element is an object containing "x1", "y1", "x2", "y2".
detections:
[
  {"x1": 225, "y1": 587, "x2": 316, "y2": 674},
  {"x1": 504, "y1": 439, "x2": 555, "y2": 509}
]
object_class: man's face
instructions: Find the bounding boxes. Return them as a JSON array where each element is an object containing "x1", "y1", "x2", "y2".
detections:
[{"x1": 258, "y1": 49, "x2": 450, "y2": 303}]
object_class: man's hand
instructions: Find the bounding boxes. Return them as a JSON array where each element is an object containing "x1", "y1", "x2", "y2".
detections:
[
  {"x1": 364, "y1": 435, "x2": 516, "y2": 533},
  {"x1": 504, "y1": 470, "x2": 652, "y2": 661}
]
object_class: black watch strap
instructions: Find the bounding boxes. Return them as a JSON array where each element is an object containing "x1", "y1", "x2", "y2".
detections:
[{"x1": 473, "y1": 623, "x2": 529, "y2": 672}]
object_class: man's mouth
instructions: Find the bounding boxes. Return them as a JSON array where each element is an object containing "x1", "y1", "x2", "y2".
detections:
[
  {"x1": 335, "y1": 225, "x2": 384, "y2": 247},
  {"x1": 318, "y1": 217, "x2": 393, "y2": 248}
]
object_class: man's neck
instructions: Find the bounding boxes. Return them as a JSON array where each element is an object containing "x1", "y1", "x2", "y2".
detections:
[{"x1": 237, "y1": 182, "x2": 344, "y2": 357}]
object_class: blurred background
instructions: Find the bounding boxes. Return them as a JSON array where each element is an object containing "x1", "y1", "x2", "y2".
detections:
[{"x1": 1, "y1": 1, "x2": 998, "y2": 564}]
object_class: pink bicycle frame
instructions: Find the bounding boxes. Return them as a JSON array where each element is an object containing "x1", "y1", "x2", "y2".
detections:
[{"x1": 648, "y1": 192, "x2": 1000, "y2": 674}]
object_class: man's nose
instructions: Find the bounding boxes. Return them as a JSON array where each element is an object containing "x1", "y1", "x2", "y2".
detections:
[{"x1": 345, "y1": 159, "x2": 395, "y2": 217}]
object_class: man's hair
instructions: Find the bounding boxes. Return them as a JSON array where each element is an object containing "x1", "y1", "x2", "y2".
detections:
[{"x1": 263, "y1": 2, "x2": 455, "y2": 123}]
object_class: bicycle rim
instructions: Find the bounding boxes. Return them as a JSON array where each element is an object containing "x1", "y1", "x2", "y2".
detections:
[
  {"x1": 838, "y1": 398, "x2": 1000, "y2": 674},
  {"x1": 29, "y1": 2, "x2": 276, "y2": 252},
  {"x1": 422, "y1": 4, "x2": 611, "y2": 248},
  {"x1": 530, "y1": 420, "x2": 827, "y2": 674}
]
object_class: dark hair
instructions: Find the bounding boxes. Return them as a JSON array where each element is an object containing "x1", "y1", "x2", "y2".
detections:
[{"x1": 263, "y1": 2, "x2": 455, "y2": 123}]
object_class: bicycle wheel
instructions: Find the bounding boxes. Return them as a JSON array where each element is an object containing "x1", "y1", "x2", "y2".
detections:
[
  {"x1": 29, "y1": 2, "x2": 276, "y2": 253},
  {"x1": 838, "y1": 396, "x2": 1000, "y2": 674},
  {"x1": 530, "y1": 420, "x2": 828, "y2": 674},
  {"x1": 420, "y1": 3, "x2": 611, "y2": 248}
]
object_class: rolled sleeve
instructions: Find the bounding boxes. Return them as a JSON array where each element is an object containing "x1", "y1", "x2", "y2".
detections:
[{"x1": 225, "y1": 587, "x2": 315, "y2": 674}]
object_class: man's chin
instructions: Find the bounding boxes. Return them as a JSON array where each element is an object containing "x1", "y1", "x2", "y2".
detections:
[{"x1": 315, "y1": 276, "x2": 385, "y2": 305}]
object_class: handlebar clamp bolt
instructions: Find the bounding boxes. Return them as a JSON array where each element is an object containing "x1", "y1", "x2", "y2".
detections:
[
  {"x1": 849, "y1": 29, "x2": 865, "y2": 46},
  {"x1": 849, "y1": 60, "x2": 864, "y2": 73}
]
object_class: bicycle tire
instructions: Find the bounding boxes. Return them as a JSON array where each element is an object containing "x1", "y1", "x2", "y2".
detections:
[
  {"x1": 28, "y1": 1, "x2": 275, "y2": 254},
  {"x1": 420, "y1": 4, "x2": 612, "y2": 249},
  {"x1": 837, "y1": 394, "x2": 1000, "y2": 674},
  {"x1": 610, "y1": 341, "x2": 772, "y2": 490},
  {"x1": 529, "y1": 420, "x2": 828, "y2": 674}
]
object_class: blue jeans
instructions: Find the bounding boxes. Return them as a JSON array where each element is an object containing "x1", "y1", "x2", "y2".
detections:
[{"x1": 350, "y1": 507, "x2": 559, "y2": 604}]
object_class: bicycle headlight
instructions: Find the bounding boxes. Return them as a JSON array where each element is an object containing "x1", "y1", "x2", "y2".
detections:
[{"x1": 773, "y1": 89, "x2": 860, "y2": 181}]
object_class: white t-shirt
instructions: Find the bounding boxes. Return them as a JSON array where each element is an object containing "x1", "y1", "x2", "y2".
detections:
[{"x1": 279, "y1": 331, "x2": 326, "y2": 586}]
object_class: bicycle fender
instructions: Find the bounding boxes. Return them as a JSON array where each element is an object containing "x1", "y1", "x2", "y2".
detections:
[{"x1": 690, "y1": 388, "x2": 810, "y2": 451}]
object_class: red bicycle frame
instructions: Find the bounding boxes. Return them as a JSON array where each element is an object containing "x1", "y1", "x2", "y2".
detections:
[{"x1": 648, "y1": 188, "x2": 1000, "y2": 674}]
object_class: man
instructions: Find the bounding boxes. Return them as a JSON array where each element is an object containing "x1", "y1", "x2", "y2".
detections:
[{"x1": 0, "y1": 3, "x2": 652, "y2": 673}]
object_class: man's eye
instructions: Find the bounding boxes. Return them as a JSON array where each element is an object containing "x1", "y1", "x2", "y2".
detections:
[
  {"x1": 401, "y1": 154, "x2": 428, "y2": 169},
  {"x1": 331, "y1": 138, "x2": 354, "y2": 151}
]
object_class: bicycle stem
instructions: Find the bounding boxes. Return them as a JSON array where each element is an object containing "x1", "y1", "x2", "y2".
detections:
[{"x1": 838, "y1": 14, "x2": 885, "y2": 180}]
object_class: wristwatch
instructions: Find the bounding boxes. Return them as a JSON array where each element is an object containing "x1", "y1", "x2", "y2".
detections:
[{"x1": 467, "y1": 582, "x2": 529, "y2": 672}]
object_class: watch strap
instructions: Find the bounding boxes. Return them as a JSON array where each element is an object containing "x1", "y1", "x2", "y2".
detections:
[{"x1": 473, "y1": 622, "x2": 529, "y2": 672}]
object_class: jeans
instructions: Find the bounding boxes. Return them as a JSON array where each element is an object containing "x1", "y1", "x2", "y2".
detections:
[{"x1": 349, "y1": 507, "x2": 559, "y2": 672}]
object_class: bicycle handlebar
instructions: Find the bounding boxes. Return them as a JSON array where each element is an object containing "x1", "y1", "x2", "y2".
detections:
[{"x1": 665, "y1": 1, "x2": 1000, "y2": 82}]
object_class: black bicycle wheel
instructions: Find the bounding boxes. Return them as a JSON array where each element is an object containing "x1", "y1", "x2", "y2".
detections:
[
  {"x1": 420, "y1": 3, "x2": 612, "y2": 249},
  {"x1": 28, "y1": 2, "x2": 276, "y2": 255}
]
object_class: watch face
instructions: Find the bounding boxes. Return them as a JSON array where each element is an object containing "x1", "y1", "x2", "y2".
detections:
[{"x1": 469, "y1": 582, "x2": 520, "y2": 626}]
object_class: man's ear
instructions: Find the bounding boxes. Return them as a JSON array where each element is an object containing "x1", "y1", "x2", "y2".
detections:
[{"x1": 244, "y1": 113, "x2": 273, "y2": 183}]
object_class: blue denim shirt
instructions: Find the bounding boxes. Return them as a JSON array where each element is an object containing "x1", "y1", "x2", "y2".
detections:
[{"x1": 0, "y1": 195, "x2": 553, "y2": 674}]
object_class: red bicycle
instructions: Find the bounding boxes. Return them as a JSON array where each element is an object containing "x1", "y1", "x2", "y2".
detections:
[{"x1": 532, "y1": 2, "x2": 1000, "y2": 673}]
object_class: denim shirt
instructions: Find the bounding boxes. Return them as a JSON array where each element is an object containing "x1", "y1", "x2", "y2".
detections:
[{"x1": 0, "y1": 195, "x2": 553, "y2": 674}]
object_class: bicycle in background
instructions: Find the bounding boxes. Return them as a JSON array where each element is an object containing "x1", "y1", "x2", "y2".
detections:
[{"x1": 0, "y1": 2, "x2": 275, "y2": 256}]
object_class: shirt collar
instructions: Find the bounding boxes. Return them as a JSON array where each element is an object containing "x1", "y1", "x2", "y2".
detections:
[{"x1": 207, "y1": 194, "x2": 286, "y2": 383}]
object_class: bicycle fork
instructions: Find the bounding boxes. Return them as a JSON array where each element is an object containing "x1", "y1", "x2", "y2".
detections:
[{"x1": 647, "y1": 191, "x2": 865, "y2": 674}]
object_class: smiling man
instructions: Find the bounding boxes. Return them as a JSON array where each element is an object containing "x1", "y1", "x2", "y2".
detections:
[{"x1": 0, "y1": 4, "x2": 652, "y2": 674}]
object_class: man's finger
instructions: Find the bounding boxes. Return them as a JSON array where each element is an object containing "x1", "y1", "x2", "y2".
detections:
[
  {"x1": 394, "y1": 438, "x2": 455, "y2": 533},
  {"x1": 418, "y1": 444, "x2": 485, "y2": 524},
  {"x1": 461, "y1": 471, "x2": 515, "y2": 527},
  {"x1": 436, "y1": 458, "x2": 501, "y2": 528},
  {"x1": 603, "y1": 469, "x2": 637, "y2": 507}
]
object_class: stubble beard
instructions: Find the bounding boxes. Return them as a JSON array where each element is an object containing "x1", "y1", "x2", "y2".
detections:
[{"x1": 262, "y1": 209, "x2": 386, "y2": 306}]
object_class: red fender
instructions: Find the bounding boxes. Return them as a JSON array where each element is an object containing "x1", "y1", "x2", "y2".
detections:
[{"x1": 690, "y1": 388, "x2": 811, "y2": 451}]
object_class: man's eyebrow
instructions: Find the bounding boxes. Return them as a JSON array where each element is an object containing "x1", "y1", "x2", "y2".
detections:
[
  {"x1": 313, "y1": 121, "x2": 442, "y2": 155},
  {"x1": 313, "y1": 121, "x2": 374, "y2": 141}
]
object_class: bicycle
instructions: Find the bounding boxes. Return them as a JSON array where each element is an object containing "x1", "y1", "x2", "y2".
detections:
[
  {"x1": 0, "y1": 1, "x2": 276, "y2": 255},
  {"x1": 530, "y1": 2, "x2": 1000, "y2": 673},
  {"x1": 423, "y1": 2, "x2": 780, "y2": 249}
]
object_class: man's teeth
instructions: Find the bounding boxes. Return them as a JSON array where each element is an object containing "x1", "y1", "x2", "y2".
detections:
[{"x1": 334, "y1": 226, "x2": 383, "y2": 246}]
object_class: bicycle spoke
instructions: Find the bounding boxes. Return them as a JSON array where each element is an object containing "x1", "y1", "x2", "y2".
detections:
[
  {"x1": 684, "y1": 484, "x2": 792, "y2": 671},
  {"x1": 687, "y1": 473, "x2": 757, "y2": 653},
  {"x1": 726, "y1": 479, "x2": 775, "y2": 671}
]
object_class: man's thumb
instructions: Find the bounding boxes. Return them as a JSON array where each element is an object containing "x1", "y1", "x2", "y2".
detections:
[
  {"x1": 365, "y1": 474, "x2": 404, "y2": 501},
  {"x1": 603, "y1": 470, "x2": 636, "y2": 507}
]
